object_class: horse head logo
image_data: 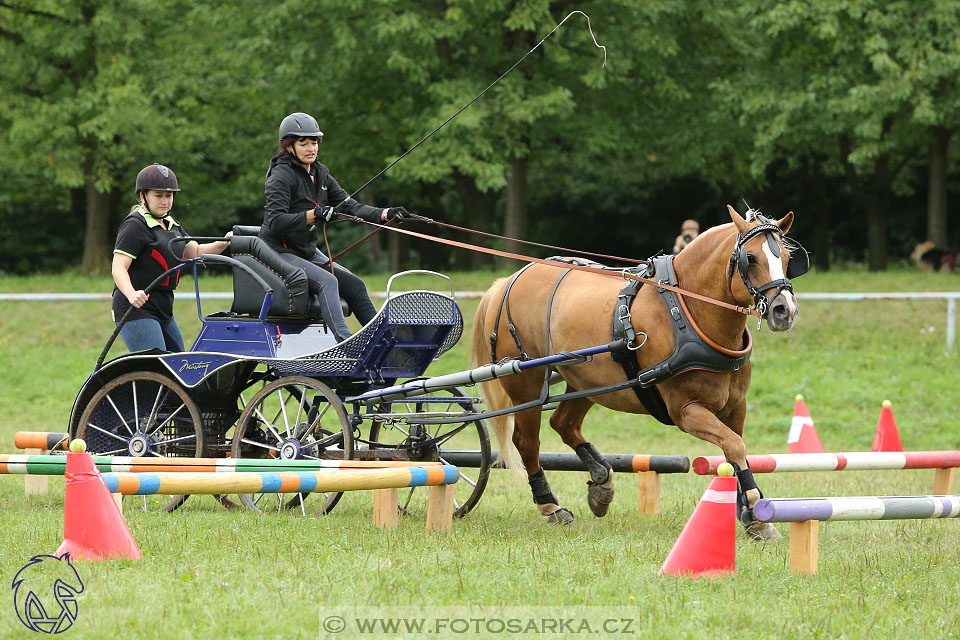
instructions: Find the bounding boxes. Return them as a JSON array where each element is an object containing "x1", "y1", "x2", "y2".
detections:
[{"x1": 11, "y1": 553, "x2": 84, "y2": 634}]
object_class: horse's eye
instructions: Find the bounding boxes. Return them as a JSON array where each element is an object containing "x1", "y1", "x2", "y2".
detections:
[{"x1": 747, "y1": 254, "x2": 758, "y2": 265}]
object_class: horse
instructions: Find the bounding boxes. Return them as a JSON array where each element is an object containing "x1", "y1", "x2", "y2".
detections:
[{"x1": 469, "y1": 206, "x2": 807, "y2": 539}]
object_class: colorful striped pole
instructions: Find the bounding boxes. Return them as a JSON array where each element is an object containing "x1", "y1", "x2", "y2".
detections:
[
  {"x1": 693, "y1": 451, "x2": 960, "y2": 474},
  {"x1": 753, "y1": 495, "x2": 960, "y2": 522},
  {"x1": 100, "y1": 465, "x2": 459, "y2": 496},
  {"x1": 13, "y1": 432, "x2": 70, "y2": 496},
  {"x1": 440, "y1": 450, "x2": 690, "y2": 516},
  {"x1": 440, "y1": 450, "x2": 690, "y2": 474},
  {"x1": 14, "y1": 432, "x2": 70, "y2": 451},
  {"x1": 693, "y1": 451, "x2": 959, "y2": 495},
  {"x1": 750, "y1": 494, "x2": 960, "y2": 575},
  {"x1": 0, "y1": 454, "x2": 443, "y2": 475}
]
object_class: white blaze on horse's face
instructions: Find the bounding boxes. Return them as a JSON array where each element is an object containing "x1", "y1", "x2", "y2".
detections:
[{"x1": 761, "y1": 238, "x2": 799, "y2": 331}]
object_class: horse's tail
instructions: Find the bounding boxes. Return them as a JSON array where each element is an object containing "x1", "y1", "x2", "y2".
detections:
[{"x1": 470, "y1": 281, "x2": 526, "y2": 484}]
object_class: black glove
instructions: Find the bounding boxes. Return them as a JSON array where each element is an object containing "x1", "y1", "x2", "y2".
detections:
[
  {"x1": 386, "y1": 206, "x2": 411, "y2": 221},
  {"x1": 316, "y1": 206, "x2": 335, "y2": 222}
]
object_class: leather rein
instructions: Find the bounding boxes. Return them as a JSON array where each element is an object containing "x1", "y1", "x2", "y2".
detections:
[{"x1": 335, "y1": 213, "x2": 765, "y2": 318}]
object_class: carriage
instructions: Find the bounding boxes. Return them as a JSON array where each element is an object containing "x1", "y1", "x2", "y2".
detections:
[
  {"x1": 69, "y1": 208, "x2": 807, "y2": 536},
  {"x1": 67, "y1": 226, "x2": 492, "y2": 516}
]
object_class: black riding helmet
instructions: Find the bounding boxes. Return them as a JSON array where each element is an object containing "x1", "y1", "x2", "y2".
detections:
[
  {"x1": 135, "y1": 164, "x2": 180, "y2": 218},
  {"x1": 279, "y1": 112, "x2": 323, "y2": 140}
]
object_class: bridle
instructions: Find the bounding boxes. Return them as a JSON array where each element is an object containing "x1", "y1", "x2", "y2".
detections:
[{"x1": 726, "y1": 215, "x2": 809, "y2": 318}]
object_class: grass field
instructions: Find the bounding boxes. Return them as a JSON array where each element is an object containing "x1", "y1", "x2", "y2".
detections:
[{"x1": 1, "y1": 267, "x2": 959, "y2": 639}]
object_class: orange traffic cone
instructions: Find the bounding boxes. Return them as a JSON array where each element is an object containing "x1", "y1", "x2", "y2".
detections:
[
  {"x1": 787, "y1": 394, "x2": 824, "y2": 454},
  {"x1": 659, "y1": 464, "x2": 737, "y2": 578},
  {"x1": 871, "y1": 400, "x2": 904, "y2": 452},
  {"x1": 55, "y1": 441, "x2": 140, "y2": 561}
]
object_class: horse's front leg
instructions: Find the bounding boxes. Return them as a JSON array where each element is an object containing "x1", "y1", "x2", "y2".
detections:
[
  {"x1": 675, "y1": 401, "x2": 781, "y2": 540},
  {"x1": 550, "y1": 397, "x2": 613, "y2": 517}
]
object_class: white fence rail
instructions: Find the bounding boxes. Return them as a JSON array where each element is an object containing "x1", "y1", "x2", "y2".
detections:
[{"x1": 2, "y1": 291, "x2": 958, "y2": 350}]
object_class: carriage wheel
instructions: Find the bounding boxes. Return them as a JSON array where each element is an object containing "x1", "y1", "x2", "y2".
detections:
[
  {"x1": 366, "y1": 387, "x2": 491, "y2": 518},
  {"x1": 75, "y1": 371, "x2": 204, "y2": 513},
  {"x1": 231, "y1": 376, "x2": 353, "y2": 516}
]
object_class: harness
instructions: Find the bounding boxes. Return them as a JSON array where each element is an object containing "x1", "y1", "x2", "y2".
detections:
[
  {"x1": 610, "y1": 255, "x2": 752, "y2": 425},
  {"x1": 484, "y1": 217, "x2": 808, "y2": 426}
]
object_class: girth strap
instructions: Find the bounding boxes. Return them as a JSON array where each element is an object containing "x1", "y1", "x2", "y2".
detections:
[{"x1": 610, "y1": 265, "x2": 674, "y2": 426}]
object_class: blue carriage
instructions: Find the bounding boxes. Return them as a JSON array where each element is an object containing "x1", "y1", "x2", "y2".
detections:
[{"x1": 68, "y1": 227, "x2": 491, "y2": 516}]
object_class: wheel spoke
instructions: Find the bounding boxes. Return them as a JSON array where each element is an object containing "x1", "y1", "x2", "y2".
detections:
[
  {"x1": 278, "y1": 388, "x2": 294, "y2": 438},
  {"x1": 155, "y1": 433, "x2": 197, "y2": 446},
  {"x1": 131, "y1": 381, "x2": 139, "y2": 431},
  {"x1": 145, "y1": 402, "x2": 187, "y2": 438},
  {"x1": 86, "y1": 422, "x2": 131, "y2": 445},
  {"x1": 252, "y1": 406, "x2": 285, "y2": 444},
  {"x1": 96, "y1": 447, "x2": 128, "y2": 456},
  {"x1": 105, "y1": 394, "x2": 135, "y2": 436},
  {"x1": 144, "y1": 384, "x2": 164, "y2": 435},
  {"x1": 239, "y1": 438, "x2": 280, "y2": 453}
]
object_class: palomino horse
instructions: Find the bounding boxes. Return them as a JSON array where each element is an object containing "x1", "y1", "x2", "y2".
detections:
[{"x1": 469, "y1": 206, "x2": 805, "y2": 539}]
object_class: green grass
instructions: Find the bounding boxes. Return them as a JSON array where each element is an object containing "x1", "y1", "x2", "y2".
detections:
[{"x1": 1, "y1": 268, "x2": 959, "y2": 639}]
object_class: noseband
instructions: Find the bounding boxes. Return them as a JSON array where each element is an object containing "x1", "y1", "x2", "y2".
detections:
[{"x1": 726, "y1": 217, "x2": 795, "y2": 318}]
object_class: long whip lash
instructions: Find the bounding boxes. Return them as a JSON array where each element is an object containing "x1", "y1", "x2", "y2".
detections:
[{"x1": 339, "y1": 10, "x2": 606, "y2": 205}]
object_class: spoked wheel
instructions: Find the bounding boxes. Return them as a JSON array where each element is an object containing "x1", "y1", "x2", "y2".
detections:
[
  {"x1": 75, "y1": 371, "x2": 204, "y2": 513},
  {"x1": 231, "y1": 376, "x2": 353, "y2": 516},
  {"x1": 366, "y1": 387, "x2": 491, "y2": 518}
]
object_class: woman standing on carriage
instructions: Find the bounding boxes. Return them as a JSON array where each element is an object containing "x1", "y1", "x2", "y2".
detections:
[
  {"x1": 260, "y1": 112, "x2": 411, "y2": 342},
  {"x1": 111, "y1": 163, "x2": 232, "y2": 353}
]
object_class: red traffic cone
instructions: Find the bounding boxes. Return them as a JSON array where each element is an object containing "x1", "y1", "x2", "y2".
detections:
[
  {"x1": 787, "y1": 394, "x2": 824, "y2": 454},
  {"x1": 659, "y1": 464, "x2": 737, "y2": 578},
  {"x1": 871, "y1": 400, "x2": 903, "y2": 452},
  {"x1": 55, "y1": 441, "x2": 140, "y2": 561}
]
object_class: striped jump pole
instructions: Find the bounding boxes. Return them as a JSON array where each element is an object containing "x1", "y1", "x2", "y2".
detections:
[
  {"x1": 12, "y1": 432, "x2": 70, "y2": 496},
  {"x1": 101, "y1": 465, "x2": 460, "y2": 532},
  {"x1": 439, "y1": 450, "x2": 690, "y2": 516},
  {"x1": 693, "y1": 450, "x2": 959, "y2": 495},
  {"x1": 752, "y1": 495, "x2": 960, "y2": 575},
  {"x1": 0, "y1": 454, "x2": 443, "y2": 475}
]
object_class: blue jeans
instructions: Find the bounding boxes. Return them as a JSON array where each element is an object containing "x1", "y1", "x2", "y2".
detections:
[{"x1": 118, "y1": 317, "x2": 186, "y2": 353}]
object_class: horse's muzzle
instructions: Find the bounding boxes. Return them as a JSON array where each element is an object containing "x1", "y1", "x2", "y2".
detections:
[{"x1": 766, "y1": 290, "x2": 798, "y2": 331}]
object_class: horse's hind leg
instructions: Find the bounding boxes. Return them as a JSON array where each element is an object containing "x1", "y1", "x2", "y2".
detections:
[
  {"x1": 549, "y1": 397, "x2": 614, "y2": 517},
  {"x1": 513, "y1": 406, "x2": 574, "y2": 524}
]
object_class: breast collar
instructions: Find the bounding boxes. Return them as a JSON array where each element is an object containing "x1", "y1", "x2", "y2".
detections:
[{"x1": 612, "y1": 254, "x2": 752, "y2": 391}]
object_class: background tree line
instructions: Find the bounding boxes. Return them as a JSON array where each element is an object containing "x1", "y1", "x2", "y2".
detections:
[{"x1": 2, "y1": 0, "x2": 959, "y2": 276}]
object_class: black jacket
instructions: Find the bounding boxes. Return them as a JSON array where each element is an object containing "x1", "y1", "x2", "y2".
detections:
[{"x1": 261, "y1": 155, "x2": 383, "y2": 258}]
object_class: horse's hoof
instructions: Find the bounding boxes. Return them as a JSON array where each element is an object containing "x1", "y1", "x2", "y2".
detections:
[
  {"x1": 546, "y1": 507, "x2": 574, "y2": 524},
  {"x1": 743, "y1": 521, "x2": 782, "y2": 540},
  {"x1": 587, "y1": 481, "x2": 614, "y2": 517}
]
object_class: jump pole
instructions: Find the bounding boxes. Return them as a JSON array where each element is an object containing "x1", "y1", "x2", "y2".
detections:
[
  {"x1": 753, "y1": 495, "x2": 960, "y2": 575},
  {"x1": 100, "y1": 465, "x2": 460, "y2": 532},
  {"x1": 693, "y1": 451, "x2": 959, "y2": 495},
  {"x1": 440, "y1": 450, "x2": 690, "y2": 516},
  {"x1": 13, "y1": 432, "x2": 69, "y2": 495},
  {"x1": 0, "y1": 454, "x2": 444, "y2": 475}
]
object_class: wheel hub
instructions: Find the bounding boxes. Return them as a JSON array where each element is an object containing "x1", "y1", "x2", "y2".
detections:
[
  {"x1": 128, "y1": 434, "x2": 151, "y2": 457},
  {"x1": 279, "y1": 440, "x2": 301, "y2": 460}
]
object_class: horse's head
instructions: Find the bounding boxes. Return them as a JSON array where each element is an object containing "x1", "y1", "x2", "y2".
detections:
[{"x1": 726, "y1": 204, "x2": 808, "y2": 331}]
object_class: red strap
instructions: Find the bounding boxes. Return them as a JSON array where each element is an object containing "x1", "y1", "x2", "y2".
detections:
[
  {"x1": 150, "y1": 249, "x2": 171, "y2": 287},
  {"x1": 342, "y1": 216, "x2": 759, "y2": 317}
]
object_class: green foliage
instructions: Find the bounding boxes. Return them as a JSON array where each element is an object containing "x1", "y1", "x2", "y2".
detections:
[{"x1": 1, "y1": 0, "x2": 959, "y2": 273}]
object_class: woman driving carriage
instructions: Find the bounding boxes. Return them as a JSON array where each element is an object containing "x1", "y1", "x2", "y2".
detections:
[
  {"x1": 111, "y1": 164, "x2": 232, "y2": 353},
  {"x1": 260, "y1": 112, "x2": 411, "y2": 342}
]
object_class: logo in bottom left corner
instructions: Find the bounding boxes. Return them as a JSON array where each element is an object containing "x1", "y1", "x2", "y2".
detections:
[{"x1": 11, "y1": 553, "x2": 84, "y2": 634}]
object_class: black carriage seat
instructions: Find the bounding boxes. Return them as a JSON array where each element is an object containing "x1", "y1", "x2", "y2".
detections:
[{"x1": 229, "y1": 225, "x2": 350, "y2": 320}]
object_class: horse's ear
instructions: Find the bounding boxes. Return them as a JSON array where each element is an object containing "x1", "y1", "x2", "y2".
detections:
[
  {"x1": 727, "y1": 204, "x2": 751, "y2": 234},
  {"x1": 776, "y1": 211, "x2": 794, "y2": 234}
]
